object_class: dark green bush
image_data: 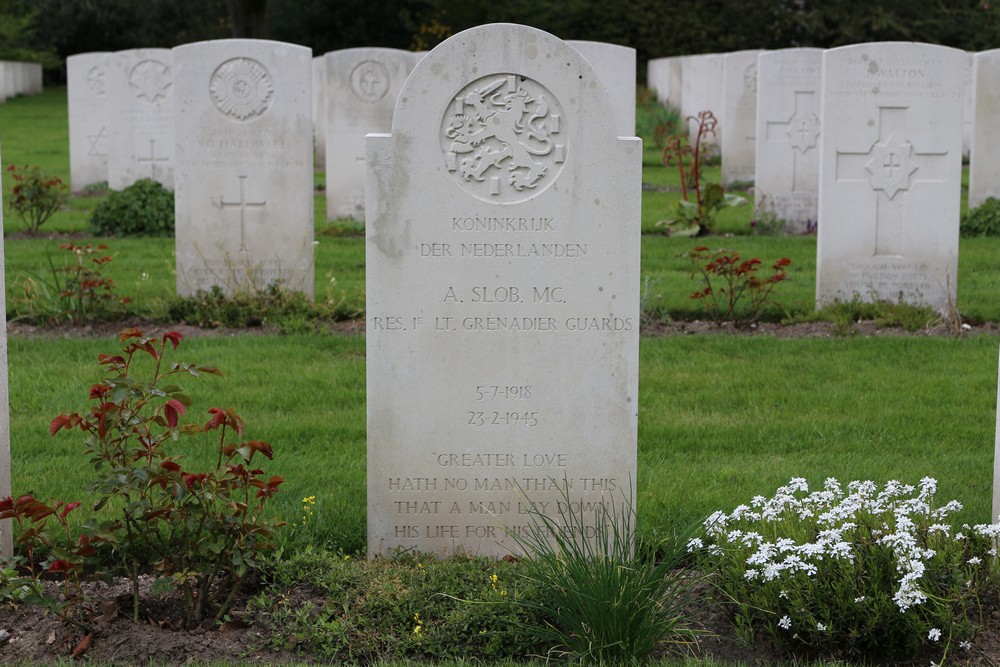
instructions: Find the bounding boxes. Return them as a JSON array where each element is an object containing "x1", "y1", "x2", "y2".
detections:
[
  {"x1": 960, "y1": 197, "x2": 1000, "y2": 237},
  {"x1": 89, "y1": 178, "x2": 174, "y2": 237}
]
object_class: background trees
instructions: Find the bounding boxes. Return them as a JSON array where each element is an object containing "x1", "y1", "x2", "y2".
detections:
[{"x1": 1, "y1": 0, "x2": 997, "y2": 82}]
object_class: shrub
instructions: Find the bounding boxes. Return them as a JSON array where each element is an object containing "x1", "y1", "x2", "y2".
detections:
[
  {"x1": 691, "y1": 477, "x2": 1000, "y2": 663},
  {"x1": 249, "y1": 549, "x2": 548, "y2": 663},
  {"x1": 684, "y1": 245, "x2": 791, "y2": 324},
  {"x1": 15, "y1": 242, "x2": 132, "y2": 325},
  {"x1": 167, "y1": 280, "x2": 359, "y2": 332},
  {"x1": 49, "y1": 328, "x2": 285, "y2": 627},
  {"x1": 961, "y1": 197, "x2": 1000, "y2": 237},
  {"x1": 89, "y1": 178, "x2": 174, "y2": 237},
  {"x1": 5, "y1": 163, "x2": 68, "y2": 232}
]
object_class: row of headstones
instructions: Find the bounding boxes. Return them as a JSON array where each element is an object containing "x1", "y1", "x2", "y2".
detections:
[
  {"x1": 652, "y1": 44, "x2": 976, "y2": 315},
  {"x1": 67, "y1": 41, "x2": 637, "y2": 226},
  {"x1": 650, "y1": 47, "x2": 1000, "y2": 218},
  {"x1": 68, "y1": 43, "x2": 313, "y2": 298},
  {"x1": 0, "y1": 61, "x2": 43, "y2": 102}
]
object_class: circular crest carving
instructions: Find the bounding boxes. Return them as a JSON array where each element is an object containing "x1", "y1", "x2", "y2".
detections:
[
  {"x1": 441, "y1": 74, "x2": 567, "y2": 203},
  {"x1": 129, "y1": 59, "x2": 172, "y2": 103},
  {"x1": 350, "y1": 60, "x2": 390, "y2": 103},
  {"x1": 210, "y1": 58, "x2": 274, "y2": 121},
  {"x1": 87, "y1": 66, "x2": 105, "y2": 97}
]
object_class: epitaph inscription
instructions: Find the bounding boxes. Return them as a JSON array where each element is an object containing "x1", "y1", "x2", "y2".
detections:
[{"x1": 442, "y1": 74, "x2": 566, "y2": 203}]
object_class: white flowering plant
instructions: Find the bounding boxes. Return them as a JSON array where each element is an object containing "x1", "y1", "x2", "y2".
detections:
[{"x1": 688, "y1": 477, "x2": 1000, "y2": 662}]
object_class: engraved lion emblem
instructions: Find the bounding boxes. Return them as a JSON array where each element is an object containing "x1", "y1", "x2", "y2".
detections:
[{"x1": 442, "y1": 74, "x2": 566, "y2": 202}]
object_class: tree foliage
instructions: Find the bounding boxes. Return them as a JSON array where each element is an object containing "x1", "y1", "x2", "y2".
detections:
[{"x1": 16, "y1": 0, "x2": 1000, "y2": 83}]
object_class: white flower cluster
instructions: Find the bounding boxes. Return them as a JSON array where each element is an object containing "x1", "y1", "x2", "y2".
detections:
[{"x1": 700, "y1": 477, "x2": 997, "y2": 613}]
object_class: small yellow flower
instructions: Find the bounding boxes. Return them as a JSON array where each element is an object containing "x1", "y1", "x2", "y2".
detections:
[{"x1": 302, "y1": 495, "x2": 316, "y2": 505}]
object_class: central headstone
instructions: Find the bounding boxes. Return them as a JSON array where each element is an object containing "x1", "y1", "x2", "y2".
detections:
[
  {"x1": 173, "y1": 39, "x2": 314, "y2": 297},
  {"x1": 366, "y1": 23, "x2": 641, "y2": 557},
  {"x1": 816, "y1": 43, "x2": 964, "y2": 314}
]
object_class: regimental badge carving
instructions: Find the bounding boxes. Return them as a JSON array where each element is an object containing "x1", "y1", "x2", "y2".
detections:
[
  {"x1": 87, "y1": 66, "x2": 105, "y2": 97},
  {"x1": 864, "y1": 132, "x2": 919, "y2": 200},
  {"x1": 129, "y1": 59, "x2": 172, "y2": 103},
  {"x1": 350, "y1": 60, "x2": 390, "y2": 103},
  {"x1": 210, "y1": 58, "x2": 274, "y2": 121},
  {"x1": 442, "y1": 74, "x2": 566, "y2": 203},
  {"x1": 787, "y1": 110, "x2": 821, "y2": 152}
]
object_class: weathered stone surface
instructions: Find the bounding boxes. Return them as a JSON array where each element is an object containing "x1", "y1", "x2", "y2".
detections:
[
  {"x1": 67, "y1": 52, "x2": 110, "y2": 191},
  {"x1": 754, "y1": 48, "x2": 822, "y2": 234},
  {"x1": 367, "y1": 24, "x2": 640, "y2": 558},
  {"x1": 173, "y1": 39, "x2": 314, "y2": 298},
  {"x1": 107, "y1": 49, "x2": 175, "y2": 190},
  {"x1": 816, "y1": 42, "x2": 964, "y2": 314}
]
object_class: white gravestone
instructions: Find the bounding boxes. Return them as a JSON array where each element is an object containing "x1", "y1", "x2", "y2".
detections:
[
  {"x1": 367, "y1": 23, "x2": 641, "y2": 558},
  {"x1": 667, "y1": 57, "x2": 683, "y2": 109},
  {"x1": 755, "y1": 48, "x2": 823, "y2": 234},
  {"x1": 816, "y1": 43, "x2": 964, "y2": 314},
  {"x1": 324, "y1": 47, "x2": 416, "y2": 221},
  {"x1": 681, "y1": 53, "x2": 723, "y2": 152},
  {"x1": 173, "y1": 39, "x2": 314, "y2": 298},
  {"x1": 107, "y1": 49, "x2": 175, "y2": 190},
  {"x1": 969, "y1": 50, "x2": 1000, "y2": 209},
  {"x1": 0, "y1": 145, "x2": 10, "y2": 558},
  {"x1": 312, "y1": 56, "x2": 326, "y2": 169},
  {"x1": 568, "y1": 41, "x2": 636, "y2": 137},
  {"x1": 67, "y1": 52, "x2": 110, "y2": 191},
  {"x1": 721, "y1": 50, "x2": 762, "y2": 187},
  {"x1": 647, "y1": 57, "x2": 670, "y2": 105}
]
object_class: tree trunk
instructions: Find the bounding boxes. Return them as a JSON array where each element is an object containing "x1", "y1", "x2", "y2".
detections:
[{"x1": 228, "y1": 0, "x2": 268, "y2": 39}]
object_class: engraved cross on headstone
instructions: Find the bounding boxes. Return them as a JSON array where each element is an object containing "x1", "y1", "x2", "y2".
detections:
[
  {"x1": 765, "y1": 91, "x2": 819, "y2": 191},
  {"x1": 835, "y1": 106, "x2": 948, "y2": 256},
  {"x1": 137, "y1": 137, "x2": 168, "y2": 178},
  {"x1": 219, "y1": 175, "x2": 266, "y2": 252}
]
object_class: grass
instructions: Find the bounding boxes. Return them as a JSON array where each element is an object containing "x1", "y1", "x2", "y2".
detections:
[{"x1": 10, "y1": 332, "x2": 997, "y2": 556}]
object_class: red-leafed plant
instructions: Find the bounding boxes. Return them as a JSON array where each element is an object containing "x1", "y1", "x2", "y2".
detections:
[
  {"x1": 0, "y1": 495, "x2": 104, "y2": 628},
  {"x1": 683, "y1": 246, "x2": 792, "y2": 325},
  {"x1": 6, "y1": 163, "x2": 68, "y2": 233},
  {"x1": 17, "y1": 242, "x2": 132, "y2": 325},
  {"x1": 657, "y1": 111, "x2": 745, "y2": 237},
  {"x1": 50, "y1": 327, "x2": 284, "y2": 627}
]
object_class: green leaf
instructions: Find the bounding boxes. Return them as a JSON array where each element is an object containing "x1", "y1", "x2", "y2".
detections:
[{"x1": 150, "y1": 577, "x2": 177, "y2": 596}]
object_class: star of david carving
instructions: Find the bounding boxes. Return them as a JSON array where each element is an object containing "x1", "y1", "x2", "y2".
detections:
[
  {"x1": 864, "y1": 132, "x2": 918, "y2": 200},
  {"x1": 87, "y1": 126, "x2": 108, "y2": 164}
]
